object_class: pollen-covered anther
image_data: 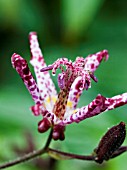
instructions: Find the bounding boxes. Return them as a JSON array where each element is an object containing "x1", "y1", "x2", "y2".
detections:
[
  {"x1": 52, "y1": 125, "x2": 65, "y2": 141},
  {"x1": 38, "y1": 118, "x2": 51, "y2": 133}
]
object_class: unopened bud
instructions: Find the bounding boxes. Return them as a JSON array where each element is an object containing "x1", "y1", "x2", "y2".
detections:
[
  {"x1": 38, "y1": 118, "x2": 51, "y2": 133},
  {"x1": 52, "y1": 125, "x2": 65, "y2": 141},
  {"x1": 94, "y1": 122, "x2": 126, "y2": 164}
]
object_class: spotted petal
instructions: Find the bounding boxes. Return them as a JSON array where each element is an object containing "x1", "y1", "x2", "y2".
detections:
[
  {"x1": 66, "y1": 50, "x2": 108, "y2": 112},
  {"x1": 62, "y1": 93, "x2": 127, "y2": 125},
  {"x1": 83, "y1": 50, "x2": 109, "y2": 72},
  {"x1": 29, "y1": 32, "x2": 57, "y2": 110},
  {"x1": 66, "y1": 76, "x2": 84, "y2": 112},
  {"x1": 31, "y1": 104, "x2": 57, "y2": 123},
  {"x1": 11, "y1": 53, "x2": 42, "y2": 104}
]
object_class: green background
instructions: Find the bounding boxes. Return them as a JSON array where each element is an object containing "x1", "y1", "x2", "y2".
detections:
[{"x1": 0, "y1": 0, "x2": 127, "y2": 169}]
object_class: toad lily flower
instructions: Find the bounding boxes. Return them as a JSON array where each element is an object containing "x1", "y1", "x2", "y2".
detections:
[{"x1": 11, "y1": 32, "x2": 127, "y2": 140}]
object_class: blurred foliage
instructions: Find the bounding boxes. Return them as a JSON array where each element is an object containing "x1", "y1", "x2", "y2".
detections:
[
  {"x1": 0, "y1": 0, "x2": 127, "y2": 170},
  {"x1": 61, "y1": 0, "x2": 105, "y2": 42}
]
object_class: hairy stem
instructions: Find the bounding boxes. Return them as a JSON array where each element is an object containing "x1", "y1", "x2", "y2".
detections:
[
  {"x1": 1, "y1": 128, "x2": 127, "y2": 169},
  {"x1": 0, "y1": 149, "x2": 46, "y2": 169},
  {"x1": 0, "y1": 129, "x2": 53, "y2": 169},
  {"x1": 44, "y1": 128, "x2": 53, "y2": 149}
]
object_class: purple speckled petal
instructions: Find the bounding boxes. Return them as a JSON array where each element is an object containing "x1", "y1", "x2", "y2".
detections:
[
  {"x1": 29, "y1": 32, "x2": 57, "y2": 110},
  {"x1": 11, "y1": 53, "x2": 42, "y2": 104},
  {"x1": 31, "y1": 104, "x2": 57, "y2": 124},
  {"x1": 83, "y1": 50, "x2": 109, "y2": 72},
  {"x1": 62, "y1": 93, "x2": 127, "y2": 125},
  {"x1": 66, "y1": 76, "x2": 84, "y2": 112},
  {"x1": 66, "y1": 70, "x2": 93, "y2": 112}
]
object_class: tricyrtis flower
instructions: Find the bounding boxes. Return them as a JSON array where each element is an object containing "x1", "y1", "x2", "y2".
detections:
[{"x1": 11, "y1": 32, "x2": 127, "y2": 140}]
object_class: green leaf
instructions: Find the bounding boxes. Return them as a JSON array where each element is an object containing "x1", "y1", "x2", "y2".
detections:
[{"x1": 61, "y1": 0, "x2": 105, "y2": 40}]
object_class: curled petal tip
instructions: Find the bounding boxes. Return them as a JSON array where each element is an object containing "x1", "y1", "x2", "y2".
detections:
[
  {"x1": 11, "y1": 53, "x2": 17, "y2": 66},
  {"x1": 12, "y1": 52, "x2": 16, "y2": 56},
  {"x1": 29, "y1": 31, "x2": 37, "y2": 36},
  {"x1": 11, "y1": 53, "x2": 20, "y2": 59},
  {"x1": 11, "y1": 53, "x2": 24, "y2": 68},
  {"x1": 102, "y1": 49, "x2": 109, "y2": 61},
  {"x1": 11, "y1": 53, "x2": 18, "y2": 62}
]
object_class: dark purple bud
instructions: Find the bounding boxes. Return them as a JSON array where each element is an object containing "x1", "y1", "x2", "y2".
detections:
[
  {"x1": 94, "y1": 122, "x2": 126, "y2": 164},
  {"x1": 38, "y1": 118, "x2": 51, "y2": 133},
  {"x1": 52, "y1": 125, "x2": 65, "y2": 141}
]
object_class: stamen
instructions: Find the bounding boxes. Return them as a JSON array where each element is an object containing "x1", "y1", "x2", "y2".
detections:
[
  {"x1": 89, "y1": 72, "x2": 98, "y2": 82},
  {"x1": 40, "y1": 65, "x2": 53, "y2": 72}
]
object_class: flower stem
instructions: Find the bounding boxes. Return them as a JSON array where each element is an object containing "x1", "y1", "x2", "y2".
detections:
[
  {"x1": 48, "y1": 148, "x2": 95, "y2": 161},
  {"x1": 1, "y1": 128, "x2": 126, "y2": 169},
  {"x1": 0, "y1": 149, "x2": 46, "y2": 169},
  {"x1": 44, "y1": 128, "x2": 53, "y2": 149},
  {"x1": 0, "y1": 129, "x2": 53, "y2": 169}
]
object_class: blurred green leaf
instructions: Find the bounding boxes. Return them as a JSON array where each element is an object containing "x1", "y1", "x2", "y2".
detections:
[
  {"x1": 61, "y1": 0, "x2": 105, "y2": 41},
  {"x1": 0, "y1": 0, "x2": 44, "y2": 32}
]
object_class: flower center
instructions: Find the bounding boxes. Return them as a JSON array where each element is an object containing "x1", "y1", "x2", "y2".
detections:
[
  {"x1": 53, "y1": 68, "x2": 74, "y2": 119},
  {"x1": 53, "y1": 89, "x2": 69, "y2": 120},
  {"x1": 40, "y1": 57, "x2": 97, "y2": 120}
]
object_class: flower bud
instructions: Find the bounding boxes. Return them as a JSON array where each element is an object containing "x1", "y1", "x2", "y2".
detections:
[
  {"x1": 38, "y1": 118, "x2": 51, "y2": 133},
  {"x1": 52, "y1": 125, "x2": 65, "y2": 141},
  {"x1": 94, "y1": 122, "x2": 126, "y2": 163}
]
